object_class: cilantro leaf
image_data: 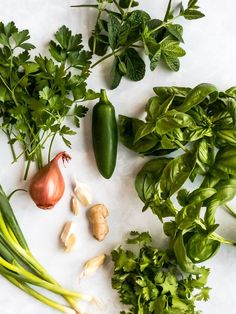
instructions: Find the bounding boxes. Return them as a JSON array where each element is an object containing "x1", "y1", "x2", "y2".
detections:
[
  {"x1": 126, "y1": 231, "x2": 152, "y2": 245},
  {"x1": 111, "y1": 231, "x2": 210, "y2": 314}
]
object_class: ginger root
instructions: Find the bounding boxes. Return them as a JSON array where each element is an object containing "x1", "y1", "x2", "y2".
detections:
[{"x1": 88, "y1": 204, "x2": 109, "y2": 241}]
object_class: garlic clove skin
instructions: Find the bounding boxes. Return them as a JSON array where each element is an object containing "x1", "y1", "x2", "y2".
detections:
[
  {"x1": 60, "y1": 221, "x2": 75, "y2": 245},
  {"x1": 74, "y1": 181, "x2": 92, "y2": 207},
  {"x1": 71, "y1": 196, "x2": 79, "y2": 216},
  {"x1": 80, "y1": 254, "x2": 106, "y2": 278}
]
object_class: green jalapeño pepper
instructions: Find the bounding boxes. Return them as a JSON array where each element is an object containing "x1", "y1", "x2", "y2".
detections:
[{"x1": 92, "y1": 89, "x2": 118, "y2": 179}]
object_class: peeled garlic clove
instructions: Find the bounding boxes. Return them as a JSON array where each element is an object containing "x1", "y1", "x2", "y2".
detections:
[
  {"x1": 80, "y1": 254, "x2": 106, "y2": 278},
  {"x1": 74, "y1": 181, "x2": 92, "y2": 207},
  {"x1": 60, "y1": 221, "x2": 75, "y2": 245},
  {"x1": 65, "y1": 233, "x2": 77, "y2": 252},
  {"x1": 71, "y1": 196, "x2": 79, "y2": 216}
]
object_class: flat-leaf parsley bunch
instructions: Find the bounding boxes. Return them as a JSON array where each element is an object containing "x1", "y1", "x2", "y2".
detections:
[{"x1": 0, "y1": 22, "x2": 98, "y2": 178}]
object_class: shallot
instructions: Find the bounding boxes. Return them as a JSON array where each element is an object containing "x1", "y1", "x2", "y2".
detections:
[{"x1": 29, "y1": 152, "x2": 71, "y2": 209}]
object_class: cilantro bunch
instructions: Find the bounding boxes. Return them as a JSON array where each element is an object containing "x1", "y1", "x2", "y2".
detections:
[
  {"x1": 73, "y1": 0, "x2": 204, "y2": 89},
  {"x1": 0, "y1": 22, "x2": 98, "y2": 179},
  {"x1": 112, "y1": 231, "x2": 210, "y2": 314}
]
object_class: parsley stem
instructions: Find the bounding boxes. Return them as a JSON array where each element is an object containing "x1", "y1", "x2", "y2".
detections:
[
  {"x1": 0, "y1": 74, "x2": 12, "y2": 93},
  {"x1": 24, "y1": 160, "x2": 31, "y2": 181},
  {"x1": 6, "y1": 129, "x2": 17, "y2": 162},
  {"x1": 48, "y1": 133, "x2": 56, "y2": 163}
]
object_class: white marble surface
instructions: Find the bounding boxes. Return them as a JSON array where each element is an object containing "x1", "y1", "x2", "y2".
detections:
[{"x1": 0, "y1": 0, "x2": 236, "y2": 313}]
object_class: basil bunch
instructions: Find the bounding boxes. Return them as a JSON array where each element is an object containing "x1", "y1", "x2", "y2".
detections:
[{"x1": 119, "y1": 83, "x2": 236, "y2": 270}]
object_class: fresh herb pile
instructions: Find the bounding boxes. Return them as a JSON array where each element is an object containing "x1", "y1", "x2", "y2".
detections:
[
  {"x1": 112, "y1": 231, "x2": 210, "y2": 314},
  {"x1": 119, "y1": 83, "x2": 236, "y2": 272},
  {"x1": 73, "y1": 0, "x2": 204, "y2": 88},
  {"x1": 0, "y1": 22, "x2": 98, "y2": 179}
]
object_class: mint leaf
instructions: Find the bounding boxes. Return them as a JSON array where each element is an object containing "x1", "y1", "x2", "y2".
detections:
[
  {"x1": 161, "y1": 39, "x2": 186, "y2": 57},
  {"x1": 182, "y1": 9, "x2": 205, "y2": 20},
  {"x1": 166, "y1": 24, "x2": 184, "y2": 43},
  {"x1": 107, "y1": 14, "x2": 121, "y2": 50},
  {"x1": 110, "y1": 56, "x2": 123, "y2": 89},
  {"x1": 163, "y1": 54, "x2": 180, "y2": 71},
  {"x1": 150, "y1": 47, "x2": 161, "y2": 71},
  {"x1": 124, "y1": 48, "x2": 145, "y2": 81},
  {"x1": 164, "y1": 0, "x2": 174, "y2": 21}
]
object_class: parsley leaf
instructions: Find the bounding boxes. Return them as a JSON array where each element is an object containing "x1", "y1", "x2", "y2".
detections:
[{"x1": 0, "y1": 22, "x2": 97, "y2": 179}]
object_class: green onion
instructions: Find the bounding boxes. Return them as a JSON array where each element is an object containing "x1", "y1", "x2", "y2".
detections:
[{"x1": 0, "y1": 185, "x2": 94, "y2": 312}]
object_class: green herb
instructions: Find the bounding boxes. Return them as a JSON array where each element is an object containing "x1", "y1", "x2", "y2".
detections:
[
  {"x1": 111, "y1": 231, "x2": 210, "y2": 314},
  {"x1": 119, "y1": 83, "x2": 236, "y2": 268},
  {"x1": 0, "y1": 22, "x2": 98, "y2": 179},
  {"x1": 0, "y1": 185, "x2": 93, "y2": 313},
  {"x1": 72, "y1": 0, "x2": 204, "y2": 89}
]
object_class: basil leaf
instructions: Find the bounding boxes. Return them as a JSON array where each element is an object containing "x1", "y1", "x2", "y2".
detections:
[
  {"x1": 178, "y1": 83, "x2": 218, "y2": 113},
  {"x1": 215, "y1": 147, "x2": 236, "y2": 175},
  {"x1": 175, "y1": 203, "x2": 201, "y2": 230},
  {"x1": 159, "y1": 152, "x2": 195, "y2": 199},
  {"x1": 119, "y1": 115, "x2": 158, "y2": 153},
  {"x1": 173, "y1": 232, "x2": 200, "y2": 274},
  {"x1": 156, "y1": 110, "x2": 195, "y2": 135},
  {"x1": 186, "y1": 233, "x2": 220, "y2": 263},
  {"x1": 134, "y1": 122, "x2": 156, "y2": 143},
  {"x1": 187, "y1": 188, "x2": 216, "y2": 204},
  {"x1": 135, "y1": 158, "x2": 171, "y2": 202},
  {"x1": 205, "y1": 179, "x2": 236, "y2": 226},
  {"x1": 216, "y1": 130, "x2": 236, "y2": 146}
]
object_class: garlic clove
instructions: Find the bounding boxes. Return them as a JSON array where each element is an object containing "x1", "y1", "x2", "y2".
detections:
[
  {"x1": 65, "y1": 233, "x2": 77, "y2": 252},
  {"x1": 71, "y1": 196, "x2": 79, "y2": 216},
  {"x1": 80, "y1": 254, "x2": 106, "y2": 278},
  {"x1": 60, "y1": 221, "x2": 75, "y2": 245},
  {"x1": 74, "y1": 181, "x2": 92, "y2": 207}
]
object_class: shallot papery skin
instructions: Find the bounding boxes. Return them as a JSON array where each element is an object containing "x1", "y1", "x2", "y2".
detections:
[{"x1": 29, "y1": 152, "x2": 71, "y2": 209}]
